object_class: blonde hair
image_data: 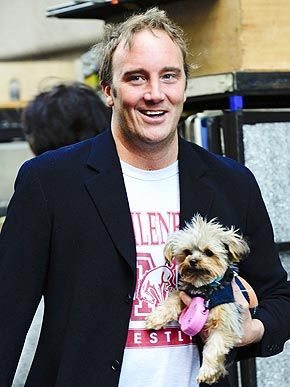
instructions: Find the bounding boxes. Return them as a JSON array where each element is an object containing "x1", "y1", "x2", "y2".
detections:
[{"x1": 93, "y1": 7, "x2": 189, "y2": 85}]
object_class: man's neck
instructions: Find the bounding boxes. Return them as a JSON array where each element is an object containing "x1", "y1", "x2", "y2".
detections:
[{"x1": 112, "y1": 129, "x2": 178, "y2": 171}]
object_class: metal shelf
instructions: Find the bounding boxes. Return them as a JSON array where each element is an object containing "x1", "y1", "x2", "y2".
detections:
[
  {"x1": 185, "y1": 71, "x2": 290, "y2": 112},
  {"x1": 46, "y1": 0, "x2": 174, "y2": 21}
]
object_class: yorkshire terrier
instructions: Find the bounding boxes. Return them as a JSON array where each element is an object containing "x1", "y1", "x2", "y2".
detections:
[{"x1": 146, "y1": 214, "x2": 257, "y2": 385}]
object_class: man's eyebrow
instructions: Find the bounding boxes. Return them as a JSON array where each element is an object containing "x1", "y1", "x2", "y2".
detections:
[
  {"x1": 162, "y1": 67, "x2": 182, "y2": 74},
  {"x1": 122, "y1": 67, "x2": 182, "y2": 77},
  {"x1": 123, "y1": 69, "x2": 145, "y2": 77}
]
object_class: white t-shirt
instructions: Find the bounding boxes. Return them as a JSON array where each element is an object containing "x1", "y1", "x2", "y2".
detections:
[{"x1": 118, "y1": 160, "x2": 199, "y2": 387}]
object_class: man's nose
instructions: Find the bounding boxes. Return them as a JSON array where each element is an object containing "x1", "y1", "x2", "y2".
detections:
[{"x1": 144, "y1": 80, "x2": 165, "y2": 103}]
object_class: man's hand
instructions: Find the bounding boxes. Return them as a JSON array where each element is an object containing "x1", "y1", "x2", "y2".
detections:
[
  {"x1": 232, "y1": 279, "x2": 264, "y2": 346},
  {"x1": 179, "y1": 290, "x2": 192, "y2": 307},
  {"x1": 179, "y1": 281, "x2": 265, "y2": 347}
]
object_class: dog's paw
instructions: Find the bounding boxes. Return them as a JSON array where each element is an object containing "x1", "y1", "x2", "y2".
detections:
[
  {"x1": 145, "y1": 312, "x2": 166, "y2": 330},
  {"x1": 146, "y1": 316, "x2": 163, "y2": 330},
  {"x1": 197, "y1": 364, "x2": 227, "y2": 385}
]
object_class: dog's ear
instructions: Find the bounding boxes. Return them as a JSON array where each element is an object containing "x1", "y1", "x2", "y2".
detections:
[
  {"x1": 223, "y1": 230, "x2": 250, "y2": 263},
  {"x1": 164, "y1": 239, "x2": 175, "y2": 263}
]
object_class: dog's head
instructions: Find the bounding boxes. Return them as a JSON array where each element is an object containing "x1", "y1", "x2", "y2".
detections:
[{"x1": 164, "y1": 214, "x2": 250, "y2": 288}]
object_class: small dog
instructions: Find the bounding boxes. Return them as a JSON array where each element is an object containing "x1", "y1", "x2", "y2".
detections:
[{"x1": 146, "y1": 214, "x2": 253, "y2": 385}]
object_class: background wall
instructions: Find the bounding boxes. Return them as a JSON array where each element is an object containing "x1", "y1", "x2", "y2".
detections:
[
  {"x1": 0, "y1": 0, "x2": 104, "y2": 103},
  {"x1": 243, "y1": 122, "x2": 290, "y2": 386},
  {"x1": 0, "y1": 0, "x2": 103, "y2": 60}
]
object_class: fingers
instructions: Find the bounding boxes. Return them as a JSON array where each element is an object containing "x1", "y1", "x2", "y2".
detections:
[
  {"x1": 179, "y1": 291, "x2": 192, "y2": 307},
  {"x1": 232, "y1": 279, "x2": 249, "y2": 308},
  {"x1": 232, "y1": 278, "x2": 264, "y2": 346},
  {"x1": 236, "y1": 276, "x2": 258, "y2": 307}
]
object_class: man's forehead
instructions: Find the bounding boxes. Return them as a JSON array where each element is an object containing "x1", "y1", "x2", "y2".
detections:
[
  {"x1": 112, "y1": 29, "x2": 183, "y2": 66},
  {"x1": 120, "y1": 28, "x2": 166, "y2": 46},
  {"x1": 115, "y1": 29, "x2": 180, "y2": 53}
]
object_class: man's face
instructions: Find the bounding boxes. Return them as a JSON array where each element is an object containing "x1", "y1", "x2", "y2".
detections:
[{"x1": 103, "y1": 29, "x2": 187, "y2": 150}]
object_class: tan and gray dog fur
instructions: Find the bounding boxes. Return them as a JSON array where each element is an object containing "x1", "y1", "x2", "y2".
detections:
[{"x1": 146, "y1": 214, "x2": 251, "y2": 385}]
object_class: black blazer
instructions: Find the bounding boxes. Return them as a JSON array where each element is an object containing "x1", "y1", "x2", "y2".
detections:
[{"x1": 1, "y1": 130, "x2": 289, "y2": 387}]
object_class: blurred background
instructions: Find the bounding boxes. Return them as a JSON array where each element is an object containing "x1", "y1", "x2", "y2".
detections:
[{"x1": 0, "y1": 1, "x2": 289, "y2": 386}]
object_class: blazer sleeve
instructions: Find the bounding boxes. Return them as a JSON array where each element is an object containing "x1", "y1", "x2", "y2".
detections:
[
  {"x1": 237, "y1": 167, "x2": 290, "y2": 359},
  {"x1": 0, "y1": 159, "x2": 50, "y2": 385}
]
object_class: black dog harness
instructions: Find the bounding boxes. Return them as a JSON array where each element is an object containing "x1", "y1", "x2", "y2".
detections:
[{"x1": 178, "y1": 268, "x2": 250, "y2": 310}]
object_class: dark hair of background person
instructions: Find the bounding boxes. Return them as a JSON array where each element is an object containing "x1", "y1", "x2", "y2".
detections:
[{"x1": 21, "y1": 82, "x2": 111, "y2": 156}]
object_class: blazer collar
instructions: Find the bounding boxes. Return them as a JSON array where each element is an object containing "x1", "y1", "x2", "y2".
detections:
[
  {"x1": 85, "y1": 130, "x2": 137, "y2": 273},
  {"x1": 178, "y1": 137, "x2": 214, "y2": 228}
]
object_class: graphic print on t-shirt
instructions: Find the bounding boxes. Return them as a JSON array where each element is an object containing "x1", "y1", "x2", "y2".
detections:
[
  {"x1": 125, "y1": 210, "x2": 193, "y2": 349},
  {"x1": 135, "y1": 255, "x2": 175, "y2": 314}
]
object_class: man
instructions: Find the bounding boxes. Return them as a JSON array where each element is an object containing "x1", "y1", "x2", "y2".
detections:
[{"x1": 0, "y1": 7, "x2": 289, "y2": 387}]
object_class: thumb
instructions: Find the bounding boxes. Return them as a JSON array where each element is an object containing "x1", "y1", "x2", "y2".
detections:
[
  {"x1": 179, "y1": 291, "x2": 192, "y2": 307},
  {"x1": 232, "y1": 279, "x2": 249, "y2": 308}
]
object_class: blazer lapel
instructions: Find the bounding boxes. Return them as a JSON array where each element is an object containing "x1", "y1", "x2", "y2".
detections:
[
  {"x1": 178, "y1": 138, "x2": 215, "y2": 228},
  {"x1": 84, "y1": 133, "x2": 215, "y2": 270},
  {"x1": 85, "y1": 131, "x2": 136, "y2": 273}
]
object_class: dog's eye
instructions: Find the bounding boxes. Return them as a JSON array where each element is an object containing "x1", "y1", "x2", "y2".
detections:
[
  {"x1": 183, "y1": 249, "x2": 192, "y2": 257},
  {"x1": 204, "y1": 249, "x2": 214, "y2": 257}
]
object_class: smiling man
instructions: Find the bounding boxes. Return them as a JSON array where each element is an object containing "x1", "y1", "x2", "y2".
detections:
[
  {"x1": 1, "y1": 7, "x2": 290, "y2": 387},
  {"x1": 102, "y1": 28, "x2": 186, "y2": 169}
]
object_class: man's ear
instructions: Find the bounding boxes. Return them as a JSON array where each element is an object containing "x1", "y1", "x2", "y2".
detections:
[
  {"x1": 101, "y1": 82, "x2": 114, "y2": 107},
  {"x1": 183, "y1": 90, "x2": 187, "y2": 103}
]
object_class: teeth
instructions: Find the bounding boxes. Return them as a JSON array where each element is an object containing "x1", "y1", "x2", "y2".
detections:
[{"x1": 142, "y1": 110, "x2": 164, "y2": 116}]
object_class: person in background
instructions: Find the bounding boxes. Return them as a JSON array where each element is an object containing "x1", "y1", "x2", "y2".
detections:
[
  {"x1": 1, "y1": 83, "x2": 110, "y2": 230},
  {"x1": 0, "y1": 7, "x2": 290, "y2": 387},
  {"x1": 21, "y1": 82, "x2": 111, "y2": 155},
  {"x1": 1, "y1": 82, "x2": 111, "y2": 387}
]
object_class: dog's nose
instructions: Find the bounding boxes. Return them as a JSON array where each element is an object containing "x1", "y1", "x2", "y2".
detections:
[{"x1": 189, "y1": 259, "x2": 197, "y2": 268}]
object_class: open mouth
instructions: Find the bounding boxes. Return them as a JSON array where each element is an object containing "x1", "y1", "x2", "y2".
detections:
[{"x1": 139, "y1": 110, "x2": 167, "y2": 118}]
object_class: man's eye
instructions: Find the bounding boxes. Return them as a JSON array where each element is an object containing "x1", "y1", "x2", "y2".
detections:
[
  {"x1": 162, "y1": 73, "x2": 175, "y2": 81},
  {"x1": 128, "y1": 75, "x2": 145, "y2": 83}
]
